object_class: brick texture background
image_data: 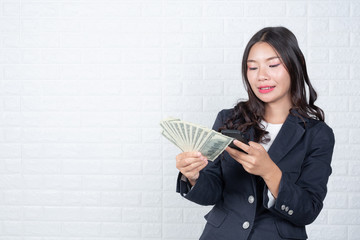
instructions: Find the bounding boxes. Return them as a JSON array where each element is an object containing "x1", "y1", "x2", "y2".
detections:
[{"x1": 0, "y1": 0, "x2": 359, "y2": 239}]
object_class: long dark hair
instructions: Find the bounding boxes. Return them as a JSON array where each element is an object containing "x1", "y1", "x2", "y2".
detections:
[{"x1": 220, "y1": 26, "x2": 324, "y2": 143}]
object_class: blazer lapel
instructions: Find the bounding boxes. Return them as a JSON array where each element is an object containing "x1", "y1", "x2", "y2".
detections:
[{"x1": 267, "y1": 112, "x2": 307, "y2": 164}]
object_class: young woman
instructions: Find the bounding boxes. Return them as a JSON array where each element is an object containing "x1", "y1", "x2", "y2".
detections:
[{"x1": 175, "y1": 27, "x2": 335, "y2": 240}]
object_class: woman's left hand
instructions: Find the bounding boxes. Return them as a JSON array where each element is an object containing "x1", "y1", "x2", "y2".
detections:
[{"x1": 225, "y1": 139, "x2": 282, "y2": 197}]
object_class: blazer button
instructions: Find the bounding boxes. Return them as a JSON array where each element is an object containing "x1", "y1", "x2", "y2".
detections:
[
  {"x1": 285, "y1": 206, "x2": 289, "y2": 212},
  {"x1": 242, "y1": 221, "x2": 250, "y2": 229},
  {"x1": 288, "y1": 210, "x2": 294, "y2": 215},
  {"x1": 281, "y1": 205, "x2": 286, "y2": 210},
  {"x1": 248, "y1": 195, "x2": 255, "y2": 204}
]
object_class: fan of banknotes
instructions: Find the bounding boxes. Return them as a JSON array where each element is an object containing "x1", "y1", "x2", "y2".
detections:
[{"x1": 160, "y1": 117, "x2": 234, "y2": 161}]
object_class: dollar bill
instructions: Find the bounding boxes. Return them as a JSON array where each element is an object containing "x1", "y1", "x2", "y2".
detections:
[{"x1": 160, "y1": 118, "x2": 234, "y2": 161}]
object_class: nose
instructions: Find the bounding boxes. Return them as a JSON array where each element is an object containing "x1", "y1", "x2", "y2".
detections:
[{"x1": 258, "y1": 67, "x2": 269, "y2": 81}]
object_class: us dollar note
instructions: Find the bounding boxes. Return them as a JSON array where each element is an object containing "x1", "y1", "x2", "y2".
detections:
[
  {"x1": 197, "y1": 130, "x2": 233, "y2": 161},
  {"x1": 160, "y1": 118, "x2": 234, "y2": 161}
]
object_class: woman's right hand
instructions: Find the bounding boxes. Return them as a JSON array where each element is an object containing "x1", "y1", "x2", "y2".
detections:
[{"x1": 176, "y1": 152, "x2": 208, "y2": 186}]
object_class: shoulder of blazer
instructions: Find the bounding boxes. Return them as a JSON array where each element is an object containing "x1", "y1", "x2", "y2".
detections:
[{"x1": 287, "y1": 109, "x2": 333, "y2": 133}]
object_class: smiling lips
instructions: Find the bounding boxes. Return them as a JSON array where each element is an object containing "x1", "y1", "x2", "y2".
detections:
[{"x1": 258, "y1": 86, "x2": 275, "y2": 93}]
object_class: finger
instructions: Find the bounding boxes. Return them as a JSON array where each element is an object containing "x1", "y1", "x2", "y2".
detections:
[
  {"x1": 248, "y1": 141, "x2": 263, "y2": 150},
  {"x1": 176, "y1": 157, "x2": 205, "y2": 168},
  {"x1": 225, "y1": 145, "x2": 247, "y2": 159},
  {"x1": 182, "y1": 160, "x2": 207, "y2": 173},
  {"x1": 182, "y1": 151, "x2": 202, "y2": 158},
  {"x1": 233, "y1": 140, "x2": 251, "y2": 153},
  {"x1": 176, "y1": 151, "x2": 203, "y2": 162}
]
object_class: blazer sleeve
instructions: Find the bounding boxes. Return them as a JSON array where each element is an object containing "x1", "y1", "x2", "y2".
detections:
[
  {"x1": 264, "y1": 122, "x2": 335, "y2": 226},
  {"x1": 176, "y1": 110, "x2": 228, "y2": 206}
]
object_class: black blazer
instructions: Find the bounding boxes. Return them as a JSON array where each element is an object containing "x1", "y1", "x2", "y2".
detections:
[{"x1": 177, "y1": 109, "x2": 335, "y2": 240}]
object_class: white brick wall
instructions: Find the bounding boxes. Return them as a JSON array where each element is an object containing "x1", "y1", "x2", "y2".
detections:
[{"x1": 0, "y1": 0, "x2": 358, "y2": 239}]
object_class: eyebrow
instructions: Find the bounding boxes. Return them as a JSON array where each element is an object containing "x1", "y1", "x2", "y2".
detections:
[{"x1": 247, "y1": 56, "x2": 280, "y2": 62}]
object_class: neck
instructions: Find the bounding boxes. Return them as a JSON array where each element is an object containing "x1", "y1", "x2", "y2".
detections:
[{"x1": 264, "y1": 103, "x2": 292, "y2": 124}]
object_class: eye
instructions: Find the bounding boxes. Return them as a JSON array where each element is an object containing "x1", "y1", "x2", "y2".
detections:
[
  {"x1": 269, "y1": 64, "x2": 280, "y2": 68},
  {"x1": 248, "y1": 67, "x2": 257, "y2": 71}
]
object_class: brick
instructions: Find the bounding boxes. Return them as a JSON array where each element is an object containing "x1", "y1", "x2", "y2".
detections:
[
  {"x1": 142, "y1": 1, "x2": 162, "y2": 17},
  {"x1": 80, "y1": 207, "x2": 122, "y2": 221},
  {"x1": 225, "y1": 18, "x2": 265, "y2": 34},
  {"x1": 20, "y1": 32, "x2": 60, "y2": 48},
  {"x1": 163, "y1": 175, "x2": 176, "y2": 191},
  {"x1": 286, "y1": 1, "x2": 307, "y2": 17},
  {"x1": 2, "y1": 2, "x2": 20, "y2": 16},
  {"x1": 328, "y1": 176, "x2": 360, "y2": 192},
  {"x1": 122, "y1": 80, "x2": 162, "y2": 96},
  {"x1": 329, "y1": 209, "x2": 360, "y2": 224},
  {"x1": 330, "y1": 17, "x2": 360, "y2": 32},
  {"x1": 163, "y1": 96, "x2": 202, "y2": 112},
  {"x1": 351, "y1": 1, "x2": 360, "y2": 17},
  {"x1": 324, "y1": 192, "x2": 348, "y2": 209},
  {"x1": 349, "y1": 226, "x2": 360, "y2": 240},
  {"x1": 349, "y1": 161, "x2": 360, "y2": 176},
  {"x1": 101, "y1": 223, "x2": 141, "y2": 238},
  {"x1": 0, "y1": 17, "x2": 20, "y2": 32},
  {"x1": 22, "y1": 18, "x2": 81, "y2": 32},
  {"x1": 163, "y1": 48, "x2": 182, "y2": 64},
  {"x1": 331, "y1": 161, "x2": 348, "y2": 176},
  {"x1": 332, "y1": 128, "x2": 349, "y2": 144},
  {"x1": 142, "y1": 159, "x2": 162, "y2": 175},
  {"x1": 141, "y1": 192, "x2": 162, "y2": 207},
  {"x1": 203, "y1": 2, "x2": 244, "y2": 17},
  {"x1": 0, "y1": 158, "x2": 21, "y2": 174},
  {"x1": 309, "y1": 1, "x2": 350, "y2": 17},
  {"x1": 184, "y1": 207, "x2": 212, "y2": 223},
  {"x1": 204, "y1": 64, "x2": 242, "y2": 80},
  {"x1": 316, "y1": 96, "x2": 349, "y2": 112},
  {"x1": 164, "y1": 1, "x2": 202, "y2": 17},
  {"x1": 0, "y1": 206, "x2": 23, "y2": 220},
  {"x1": 224, "y1": 81, "x2": 248, "y2": 97},
  {"x1": 22, "y1": 2, "x2": 59, "y2": 16},
  {"x1": 312, "y1": 209, "x2": 328, "y2": 224},
  {"x1": 101, "y1": 191, "x2": 141, "y2": 207},
  {"x1": 141, "y1": 223, "x2": 162, "y2": 238},
  {"x1": 122, "y1": 207, "x2": 161, "y2": 222},
  {"x1": 4, "y1": 65, "x2": 60, "y2": 80},
  {"x1": 163, "y1": 33, "x2": 202, "y2": 48},
  {"x1": 308, "y1": 17, "x2": 329, "y2": 32},
  {"x1": 163, "y1": 223, "x2": 204, "y2": 239},
  {"x1": 22, "y1": 158, "x2": 61, "y2": 174},
  {"x1": 225, "y1": 48, "x2": 243, "y2": 63},
  {"x1": 329, "y1": 81, "x2": 360, "y2": 96},
  {"x1": 63, "y1": 191, "x2": 101, "y2": 206},
  {"x1": 163, "y1": 208, "x2": 183, "y2": 223},
  {"x1": 183, "y1": 81, "x2": 224, "y2": 96},
  {"x1": 0, "y1": 49, "x2": 21, "y2": 64},
  {"x1": 183, "y1": 48, "x2": 223, "y2": 64},
  {"x1": 3, "y1": 190, "x2": 23, "y2": 205},
  {"x1": 203, "y1": 96, "x2": 238, "y2": 112},
  {"x1": 244, "y1": 2, "x2": 286, "y2": 17},
  {"x1": 309, "y1": 32, "x2": 350, "y2": 47},
  {"x1": 349, "y1": 193, "x2": 360, "y2": 209},
  {"x1": 123, "y1": 175, "x2": 162, "y2": 191},
  {"x1": 307, "y1": 225, "x2": 347, "y2": 240},
  {"x1": 2, "y1": 221, "x2": 23, "y2": 235},
  {"x1": 62, "y1": 222, "x2": 100, "y2": 237},
  {"x1": 182, "y1": 18, "x2": 224, "y2": 33}
]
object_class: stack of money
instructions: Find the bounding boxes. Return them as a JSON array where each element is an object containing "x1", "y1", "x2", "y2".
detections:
[{"x1": 160, "y1": 118, "x2": 234, "y2": 161}]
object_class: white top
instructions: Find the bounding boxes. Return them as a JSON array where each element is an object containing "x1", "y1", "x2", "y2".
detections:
[
  {"x1": 260, "y1": 120, "x2": 283, "y2": 208},
  {"x1": 260, "y1": 120, "x2": 283, "y2": 152}
]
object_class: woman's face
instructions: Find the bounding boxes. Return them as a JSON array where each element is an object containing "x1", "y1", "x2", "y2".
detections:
[{"x1": 246, "y1": 42, "x2": 292, "y2": 109}]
